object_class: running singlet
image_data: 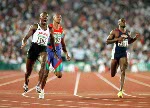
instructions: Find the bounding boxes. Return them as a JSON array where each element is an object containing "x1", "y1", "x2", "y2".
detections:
[
  {"x1": 48, "y1": 24, "x2": 64, "y2": 50},
  {"x1": 111, "y1": 28, "x2": 130, "y2": 59},
  {"x1": 32, "y1": 23, "x2": 50, "y2": 46},
  {"x1": 112, "y1": 28, "x2": 129, "y2": 54}
]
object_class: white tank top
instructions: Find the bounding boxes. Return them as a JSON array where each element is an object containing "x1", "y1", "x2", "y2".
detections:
[{"x1": 32, "y1": 23, "x2": 50, "y2": 46}]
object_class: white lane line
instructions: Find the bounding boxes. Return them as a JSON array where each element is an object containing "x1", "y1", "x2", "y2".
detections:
[
  {"x1": 0, "y1": 73, "x2": 22, "y2": 80},
  {"x1": 95, "y1": 73, "x2": 129, "y2": 96},
  {"x1": 74, "y1": 72, "x2": 81, "y2": 96},
  {"x1": 125, "y1": 76, "x2": 150, "y2": 87},
  {"x1": 0, "y1": 74, "x2": 38, "y2": 87},
  {"x1": 0, "y1": 106, "x2": 9, "y2": 107},
  {"x1": 134, "y1": 74, "x2": 150, "y2": 80},
  {"x1": 22, "y1": 76, "x2": 57, "y2": 97}
]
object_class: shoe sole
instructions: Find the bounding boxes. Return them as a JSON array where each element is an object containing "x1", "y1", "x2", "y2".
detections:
[{"x1": 118, "y1": 96, "x2": 123, "y2": 98}]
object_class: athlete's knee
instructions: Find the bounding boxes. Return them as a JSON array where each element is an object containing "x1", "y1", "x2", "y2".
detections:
[
  {"x1": 111, "y1": 70, "x2": 116, "y2": 77},
  {"x1": 57, "y1": 72, "x2": 62, "y2": 78},
  {"x1": 120, "y1": 67, "x2": 125, "y2": 75},
  {"x1": 111, "y1": 67, "x2": 117, "y2": 77},
  {"x1": 25, "y1": 72, "x2": 31, "y2": 77}
]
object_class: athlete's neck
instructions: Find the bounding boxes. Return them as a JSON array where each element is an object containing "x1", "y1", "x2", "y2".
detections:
[
  {"x1": 39, "y1": 22, "x2": 47, "y2": 30},
  {"x1": 39, "y1": 22, "x2": 46, "y2": 26},
  {"x1": 119, "y1": 26, "x2": 126, "y2": 32},
  {"x1": 53, "y1": 21, "x2": 60, "y2": 29}
]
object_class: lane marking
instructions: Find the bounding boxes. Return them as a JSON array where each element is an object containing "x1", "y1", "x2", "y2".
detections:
[
  {"x1": 1, "y1": 104, "x2": 11, "y2": 106},
  {"x1": 134, "y1": 74, "x2": 150, "y2": 80},
  {"x1": 1, "y1": 100, "x2": 9, "y2": 102},
  {"x1": 116, "y1": 74, "x2": 150, "y2": 87},
  {"x1": 0, "y1": 73, "x2": 22, "y2": 80},
  {"x1": 22, "y1": 76, "x2": 57, "y2": 96},
  {"x1": 74, "y1": 72, "x2": 81, "y2": 96},
  {"x1": 0, "y1": 106, "x2": 10, "y2": 107},
  {"x1": 95, "y1": 73, "x2": 130, "y2": 96},
  {"x1": 0, "y1": 74, "x2": 38, "y2": 87},
  {"x1": 68, "y1": 106, "x2": 78, "y2": 108},
  {"x1": 126, "y1": 77, "x2": 150, "y2": 87}
]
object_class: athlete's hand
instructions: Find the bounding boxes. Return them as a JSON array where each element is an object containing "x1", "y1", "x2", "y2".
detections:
[
  {"x1": 135, "y1": 33, "x2": 140, "y2": 39},
  {"x1": 66, "y1": 54, "x2": 71, "y2": 61},
  {"x1": 117, "y1": 37, "x2": 125, "y2": 43},
  {"x1": 21, "y1": 41, "x2": 27, "y2": 49}
]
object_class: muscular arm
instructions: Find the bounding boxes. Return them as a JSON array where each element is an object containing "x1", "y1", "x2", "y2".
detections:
[
  {"x1": 128, "y1": 32, "x2": 139, "y2": 44},
  {"x1": 22, "y1": 24, "x2": 37, "y2": 44},
  {"x1": 106, "y1": 30, "x2": 124, "y2": 45},
  {"x1": 61, "y1": 30, "x2": 70, "y2": 61},
  {"x1": 128, "y1": 37, "x2": 136, "y2": 44},
  {"x1": 106, "y1": 30, "x2": 118, "y2": 44},
  {"x1": 61, "y1": 35, "x2": 67, "y2": 53}
]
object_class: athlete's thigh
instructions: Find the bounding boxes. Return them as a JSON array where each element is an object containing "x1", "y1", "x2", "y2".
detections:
[
  {"x1": 119, "y1": 57, "x2": 128, "y2": 70},
  {"x1": 27, "y1": 43, "x2": 39, "y2": 61},
  {"x1": 52, "y1": 56, "x2": 62, "y2": 69},
  {"x1": 52, "y1": 50, "x2": 62, "y2": 70},
  {"x1": 38, "y1": 52, "x2": 47, "y2": 63}
]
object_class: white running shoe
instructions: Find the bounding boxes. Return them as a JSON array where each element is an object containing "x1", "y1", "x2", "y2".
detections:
[
  {"x1": 23, "y1": 84, "x2": 28, "y2": 93},
  {"x1": 36, "y1": 85, "x2": 41, "y2": 93},
  {"x1": 117, "y1": 90, "x2": 123, "y2": 98},
  {"x1": 39, "y1": 89, "x2": 44, "y2": 99}
]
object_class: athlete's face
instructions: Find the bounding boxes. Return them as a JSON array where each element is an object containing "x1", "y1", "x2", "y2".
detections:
[
  {"x1": 40, "y1": 13, "x2": 48, "y2": 24},
  {"x1": 118, "y1": 18, "x2": 126, "y2": 28},
  {"x1": 53, "y1": 14, "x2": 62, "y2": 24}
]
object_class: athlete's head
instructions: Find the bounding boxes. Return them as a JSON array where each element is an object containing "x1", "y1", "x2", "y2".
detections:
[
  {"x1": 118, "y1": 18, "x2": 126, "y2": 28},
  {"x1": 53, "y1": 13, "x2": 62, "y2": 24},
  {"x1": 40, "y1": 12, "x2": 49, "y2": 24}
]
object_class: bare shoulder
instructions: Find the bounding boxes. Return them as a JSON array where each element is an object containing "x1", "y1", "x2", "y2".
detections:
[
  {"x1": 113, "y1": 28, "x2": 119, "y2": 38},
  {"x1": 110, "y1": 29, "x2": 115, "y2": 34},
  {"x1": 32, "y1": 24, "x2": 38, "y2": 30},
  {"x1": 27, "y1": 24, "x2": 38, "y2": 31}
]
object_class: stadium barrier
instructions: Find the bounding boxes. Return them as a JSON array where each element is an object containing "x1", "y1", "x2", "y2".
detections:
[{"x1": 0, "y1": 62, "x2": 150, "y2": 72}]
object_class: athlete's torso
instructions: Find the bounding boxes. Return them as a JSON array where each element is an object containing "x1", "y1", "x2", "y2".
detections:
[
  {"x1": 113, "y1": 28, "x2": 129, "y2": 54},
  {"x1": 48, "y1": 23, "x2": 64, "y2": 50},
  {"x1": 32, "y1": 23, "x2": 50, "y2": 46}
]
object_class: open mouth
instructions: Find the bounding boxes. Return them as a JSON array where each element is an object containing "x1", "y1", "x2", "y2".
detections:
[{"x1": 43, "y1": 19, "x2": 47, "y2": 23}]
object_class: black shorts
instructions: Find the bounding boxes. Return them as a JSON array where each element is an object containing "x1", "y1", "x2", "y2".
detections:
[
  {"x1": 114, "y1": 53, "x2": 127, "y2": 61},
  {"x1": 27, "y1": 42, "x2": 47, "y2": 61}
]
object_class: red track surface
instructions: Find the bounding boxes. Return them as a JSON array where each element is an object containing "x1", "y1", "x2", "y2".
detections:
[{"x1": 0, "y1": 71, "x2": 150, "y2": 108}]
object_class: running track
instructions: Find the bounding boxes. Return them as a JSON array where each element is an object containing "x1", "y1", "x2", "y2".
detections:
[{"x1": 0, "y1": 71, "x2": 150, "y2": 108}]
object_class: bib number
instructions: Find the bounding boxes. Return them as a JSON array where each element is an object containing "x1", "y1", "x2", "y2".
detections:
[
  {"x1": 37, "y1": 37, "x2": 46, "y2": 45},
  {"x1": 55, "y1": 37, "x2": 61, "y2": 43},
  {"x1": 118, "y1": 39, "x2": 128, "y2": 47}
]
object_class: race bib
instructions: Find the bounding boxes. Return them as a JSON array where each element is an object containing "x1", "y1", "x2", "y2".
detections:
[
  {"x1": 55, "y1": 37, "x2": 61, "y2": 43},
  {"x1": 118, "y1": 39, "x2": 128, "y2": 47},
  {"x1": 37, "y1": 36, "x2": 47, "y2": 45}
]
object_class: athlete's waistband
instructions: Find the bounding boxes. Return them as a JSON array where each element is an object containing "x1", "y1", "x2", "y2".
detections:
[
  {"x1": 48, "y1": 44, "x2": 59, "y2": 49},
  {"x1": 31, "y1": 42, "x2": 46, "y2": 46}
]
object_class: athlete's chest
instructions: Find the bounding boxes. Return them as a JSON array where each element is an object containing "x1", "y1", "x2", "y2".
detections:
[
  {"x1": 35, "y1": 29, "x2": 49, "y2": 38},
  {"x1": 53, "y1": 29, "x2": 64, "y2": 43},
  {"x1": 116, "y1": 31, "x2": 129, "y2": 47}
]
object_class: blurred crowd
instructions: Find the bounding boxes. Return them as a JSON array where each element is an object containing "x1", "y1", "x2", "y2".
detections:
[{"x1": 0, "y1": 0, "x2": 150, "y2": 72}]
